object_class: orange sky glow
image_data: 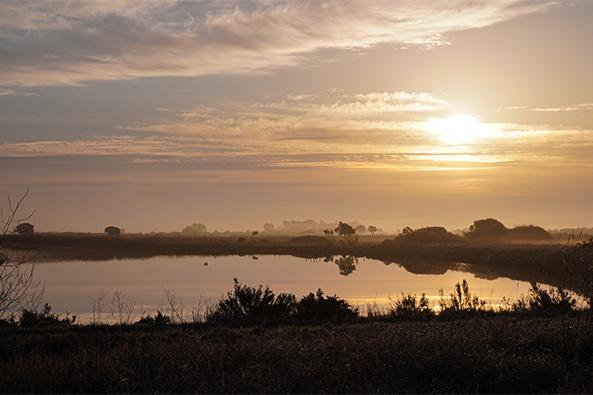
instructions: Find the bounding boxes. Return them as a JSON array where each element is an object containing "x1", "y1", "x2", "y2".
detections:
[{"x1": 1, "y1": 1, "x2": 593, "y2": 232}]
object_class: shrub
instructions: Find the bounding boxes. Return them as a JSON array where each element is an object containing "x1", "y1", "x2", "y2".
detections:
[
  {"x1": 386, "y1": 293, "x2": 434, "y2": 320},
  {"x1": 513, "y1": 282, "x2": 577, "y2": 315},
  {"x1": 294, "y1": 289, "x2": 358, "y2": 323},
  {"x1": 439, "y1": 279, "x2": 487, "y2": 317},
  {"x1": 19, "y1": 303, "x2": 75, "y2": 327},
  {"x1": 207, "y1": 279, "x2": 296, "y2": 325},
  {"x1": 465, "y1": 218, "x2": 508, "y2": 240},
  {"x1": 508, "y1": 225, "x2": 551, "y2": 241},
  {"x1": 135, "y1": 310, "x2": 172, "y2": 326},
  {"x1": 398, "y1": 226, "x2": 462, "y2": 243}
]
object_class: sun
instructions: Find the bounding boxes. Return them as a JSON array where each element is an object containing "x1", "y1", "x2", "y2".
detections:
[{"x1": 423, "y1": 114, "x2": 494, "y2": 145}]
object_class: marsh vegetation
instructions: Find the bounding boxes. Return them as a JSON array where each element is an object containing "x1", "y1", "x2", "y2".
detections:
[{"x1": 1, "y1": 279, "x2": 592, "y2": 393}]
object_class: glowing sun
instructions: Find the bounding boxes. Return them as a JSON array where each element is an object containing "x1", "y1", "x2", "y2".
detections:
[{"x1": 424, "y1": 114, "x2": 495, "y2": 145}]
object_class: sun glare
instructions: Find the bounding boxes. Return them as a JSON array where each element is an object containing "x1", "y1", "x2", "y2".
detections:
[{"x1": 424, "y1": 114, "x2": 495, "y2": 145}]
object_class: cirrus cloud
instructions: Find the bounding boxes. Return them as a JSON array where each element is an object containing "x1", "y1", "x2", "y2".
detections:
[{"x1": 0, "y1": 0, "x2": 556, "y2": 87}]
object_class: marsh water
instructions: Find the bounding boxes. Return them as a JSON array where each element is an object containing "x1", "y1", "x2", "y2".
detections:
[{"x1": 24, "y1": 255, "x2": 544, "y2": 323}]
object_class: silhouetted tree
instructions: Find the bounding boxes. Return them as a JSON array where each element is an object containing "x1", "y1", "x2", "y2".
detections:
[
  {"x1": 251, "y1": 231, "x2": 259, "y2": 241},
  {"x1": 104, "y1": 226, "x2": 121, "y2": 237},
  {"x1": 465, "y1": 218, "x2": 508, "y2": 240},
  {"x1": 508, "y1": 225, "x2": 551, "y2": 241},
  {"x1": 335, "y1": 222, "x2": 355, "y2": 239},
  {"x1": 14, "y1": 222, "x2": 34, "y2": 234},
  {"x1": 367, "y1": 225, "x2": 377, "y2": 235},
  {"x1": 402, "y1": 226, "x2": 413, "y2": 236},
  {"x1": 323, "y1": 229, "x2": 332, "y2": 237},
  {"x1": 399, "y1": 226, "x2": 461, "y2": 243},
  {"x1": 181, "y1": 223, "x2": 207, "y2": 235}
]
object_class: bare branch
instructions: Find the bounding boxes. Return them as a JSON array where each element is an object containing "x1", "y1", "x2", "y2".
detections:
[{"x1": 0, "y1": 188, "x2": 43, "y2": 320}]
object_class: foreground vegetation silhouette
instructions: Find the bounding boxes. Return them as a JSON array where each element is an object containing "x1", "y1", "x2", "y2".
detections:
[{"x1": 1, "y1": 279, "x2": 593, "y2": 393}]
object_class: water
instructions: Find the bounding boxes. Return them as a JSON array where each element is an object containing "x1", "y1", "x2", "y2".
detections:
[{"x1": 26, "y1": 255, "x2": 537, "y2": 322}]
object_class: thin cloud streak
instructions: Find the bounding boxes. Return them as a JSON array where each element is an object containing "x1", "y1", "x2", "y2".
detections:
[{"x1": 498, "y1": 103, "x2": 593, "y2": 112}]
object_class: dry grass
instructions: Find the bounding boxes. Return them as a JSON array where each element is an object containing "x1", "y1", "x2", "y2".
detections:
[{"x1": 1, "y1": 314, "x2": 592, "y2": 393}]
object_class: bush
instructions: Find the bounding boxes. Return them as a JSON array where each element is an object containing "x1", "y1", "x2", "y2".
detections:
[
  {"x1": 513, "y1": 283, "x2": 577, "y2": 315},
  {"x1": 135, "y1": 311, "x2": 172, "y2": 326},
  {"x1": 508, "y1": 225, "x2": 551, "y2": 241},
  {"x1": 294, "y1": 289, "x2": 358, "y2": 323},
  {"x1": 398, "y1": 226, "x2": 462, "y2": 243},
  {"x1": 19, "y1": 303, "x2": 75, "y2": 327},
  {"x1": 465, "y1": 218, "x2": 508, "y2": 240},
  {"x1": 207, "y1": 279, "x2": 296, "y2": 325},
  {"x1": 207, "y1": 281, "x2": 358, "y2": 325},
  {"x1": 385, "y1": 293, "x2": 434, "y2": 320},
  {"x1": 439, "y1": 279, "x2": 487, "y2": 317}
]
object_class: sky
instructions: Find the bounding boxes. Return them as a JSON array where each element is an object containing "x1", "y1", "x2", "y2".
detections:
[{"x1": 1, "y1": 0, "x2": 593, "y2": 233}]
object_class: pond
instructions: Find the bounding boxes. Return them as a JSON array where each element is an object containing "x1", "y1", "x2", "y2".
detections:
[{"x1": 26, "y1": 255, "x2": 539, "y2": 323}]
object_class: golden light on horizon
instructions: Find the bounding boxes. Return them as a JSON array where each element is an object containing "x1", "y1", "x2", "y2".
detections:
[{"x1": 423, "y1": 114, "x2": 497, "y2": 145}]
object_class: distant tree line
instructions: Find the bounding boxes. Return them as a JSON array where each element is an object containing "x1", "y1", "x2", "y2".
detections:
[
  {"x1": 395, "y1": 218, "x2": 551, "y2": 244},
  {"x1": 11, "y1": 217, "x2": 552, "y2": 243}
]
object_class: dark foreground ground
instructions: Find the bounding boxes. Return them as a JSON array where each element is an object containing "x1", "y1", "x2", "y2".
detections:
[{"x1": 2, "y1": 314, "x2": 593, "y2": 393}]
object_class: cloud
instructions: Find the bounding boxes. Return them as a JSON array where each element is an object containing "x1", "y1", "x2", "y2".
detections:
[
  {"x1": 0, "y1": 0, "x2": 556, "y2": 87},
  {"x1": 498, "y1": 103, "x2": 593, "y2": 112},
  {"x1": 117, "y1": 90, "x2": 446, "y2": 152},
  {"x1": 532, "y1": 103, "x2": 593, "y2": 112},
  {"x1": 0, "y1": 136, "x2": 248, "y2": 158},
  {"x1": 105, "y1": 91, "x2": 593, "y2": 164},
  {"x1": 4, "y1": 102, "x2": 593, "y2": 169},
  {"x1": 0, "y1": 88, "x2": 15, "y2": 96}
]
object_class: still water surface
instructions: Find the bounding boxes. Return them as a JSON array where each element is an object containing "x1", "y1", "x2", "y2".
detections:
[{"x1": 28, "y1": 255, "x2": 537, "y2": 322}]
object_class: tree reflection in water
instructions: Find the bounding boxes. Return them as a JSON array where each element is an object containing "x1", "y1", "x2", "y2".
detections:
[{"x1": 334, "y1": 255, "x2": 358, "y2": 276}]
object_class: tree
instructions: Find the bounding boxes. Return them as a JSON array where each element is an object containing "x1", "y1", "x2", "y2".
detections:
[
  {"x1": 508, "y1": 225, "x2": 551, "y2": 241},
  {"x1": 465, "y1": 218, "x2": 508, "y2": 240},
  {"x1": 1, "y1": 189, "x2": 43, "y2": 320},
  {"x1": 335, "y1": 222, "x2": 355, "y2": 238},
  {"x1": 402, "y1": 226, "x2": 413, "y2": 236},
  {"x1": 104, "y1": 226, "x2": 121, "y2": 237},
  {"x1": 251, "y1": 231, "x2": 259, "y2": 241},
  {"x1": 14, "y1": 222, "x2": 34, "y2": 234},
  {"x1": 399, "y1": 226, "x2": 462, "y2": 243},
  {"x1": 323, "y1": 229, "x2": 332, "y2": 237},
  {"x1": 367, "y1": 225, "x2": 378, "y2": 235},
  {"x1": 181, "y1": 223, "x2": 207, "y2": 235},
  {"x1": 355, "y1": 225, "x2": 367, "y2": 234}
]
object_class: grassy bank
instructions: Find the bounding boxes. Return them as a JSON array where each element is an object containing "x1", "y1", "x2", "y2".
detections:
[{"x1": 2, "y1": 314, "x2": 593, "y2": 393}]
